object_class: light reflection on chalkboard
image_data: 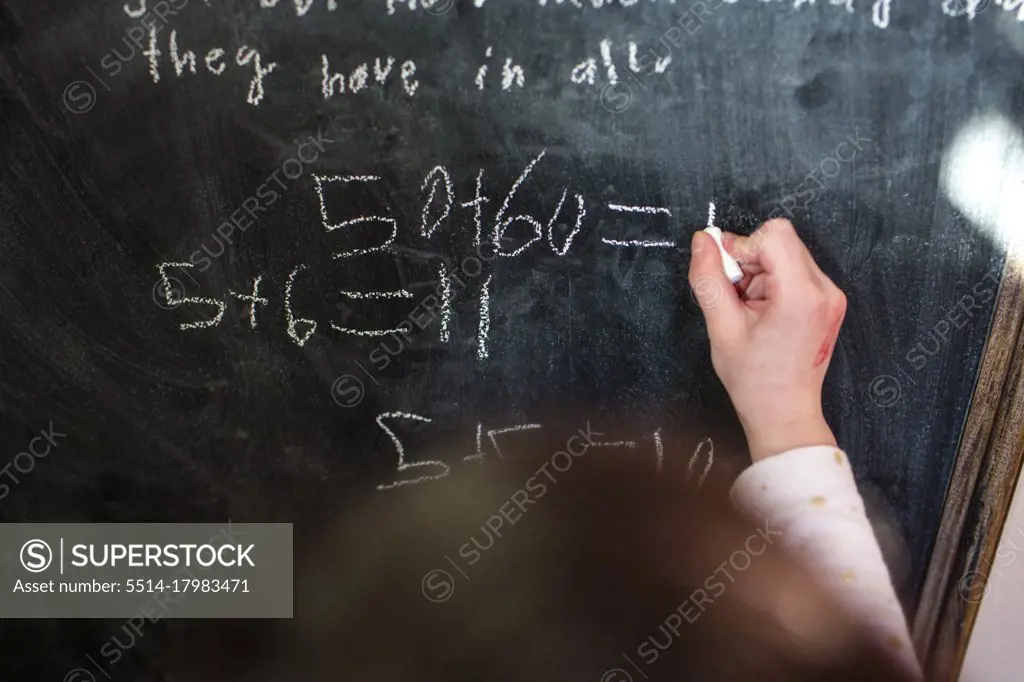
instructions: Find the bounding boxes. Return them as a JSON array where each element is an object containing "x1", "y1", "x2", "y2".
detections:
[{"x1": 941, "y1": 111, "x2": 1024, "y2": 254}]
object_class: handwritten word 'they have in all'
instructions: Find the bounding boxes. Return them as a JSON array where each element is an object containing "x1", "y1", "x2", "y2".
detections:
[{"x1": 112, "y1": 0, "x2": 1021, "y2": 106}]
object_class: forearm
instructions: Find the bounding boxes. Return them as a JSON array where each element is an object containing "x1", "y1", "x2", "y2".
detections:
[{"x1": 730, "y1": 445, "x2": 922, "y2": 680}]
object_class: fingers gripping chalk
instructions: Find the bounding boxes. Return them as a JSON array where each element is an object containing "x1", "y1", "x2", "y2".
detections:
[
  {"x1": 704, "y1": 202, "x2": 744, "y2": 284},
  {"x1": 704, "y1": 226, "x2": 743, "y2": 283}
]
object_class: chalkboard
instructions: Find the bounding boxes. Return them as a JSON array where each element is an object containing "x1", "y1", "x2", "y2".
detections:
[{"x1": 1, "y1": 0, "x2": 1023, "y2": 676}]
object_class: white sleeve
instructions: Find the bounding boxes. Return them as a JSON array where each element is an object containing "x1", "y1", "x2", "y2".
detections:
[{"x1": 730, "y1": 445, "x2": 922, "y2": 680}]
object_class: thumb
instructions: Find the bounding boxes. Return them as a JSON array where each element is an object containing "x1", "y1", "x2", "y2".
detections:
[{"x1": 688, "y1": 231, "x2": 744, "y2": 339}]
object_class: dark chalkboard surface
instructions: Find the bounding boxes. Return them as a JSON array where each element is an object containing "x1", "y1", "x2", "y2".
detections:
[{"x1": 1, "y1": 0, "x2": 1021, "y2": 676}]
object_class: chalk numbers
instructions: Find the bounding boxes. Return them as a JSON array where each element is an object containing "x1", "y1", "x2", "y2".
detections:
[
  {"x1": 374, "y1": 415, "x2": 713, "y2": 492},
  {"x1": 157, "y1": 149, "x2": 682, "y2": 363}
]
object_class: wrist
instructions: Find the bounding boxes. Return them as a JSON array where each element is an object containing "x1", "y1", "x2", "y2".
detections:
[{"x1": 740, "y1": 413, "x2": 836, "y2": 462}]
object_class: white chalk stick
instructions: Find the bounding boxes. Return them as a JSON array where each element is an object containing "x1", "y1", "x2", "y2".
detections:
[{"x1": 703, "y1": 226, "x2": 744, "y2": 284}]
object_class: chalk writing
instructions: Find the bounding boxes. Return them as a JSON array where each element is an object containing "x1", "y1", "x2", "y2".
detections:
[
  {"x1": 144, "y1": 28, "x2": 277, "y2": 105},
  {"x1": 314, "y1": 174, "x2": 399, "y2": 258},
  {"x1": 464, "y1": 423, "x2": 486, "y2": 463},
  {"x1": 157, "y1": 152, "x2": 694, "y2": 360},
  {"x1": 372, "y1": 414, "x2": 714, "y2": 491},
  {"x1": 461, "y1": 169, "x2": 490, "y2": 248},
  {"x1": 340, "y1": 290, "x2": 415, "y2": 299},
  {"x1": 608, "y1": 204, "x2": 671, "y2": 215},
  {"x1": 654, "y1": 427, "x2": 664, "y2": 473},
  {"x1": 229, "y1": 275, "x2": 268, "y2": 330},
  {"x1": 122, "y1": 0, "x2": 1024, "y2": 113},
  {"x1": 285, "y1": 264, "x2": 317, "y2": 346},
  {"x1": 438, "y1": 262, "x2": 454, "y2": 343},
  {"x1": 603, "y1": 202, "x2": 676, "y2": 247},
  {"x1": 872, "y1": 0, "x2": 892, "y2": 27},
  {"x1": 376, "y1": 411, "x2": 450, "y2": 490},
  {"x1": 321, "y1": 54, "x2": 418, "y2": 98},
  {"x1": 157, "y1": 262, "x2": 227, "y2": 330},
  {"x1": 490, "y1": 149, "x2": 549, "y2": 257},
  {"x1": 478, "y1": 273, "x2": 493, "y2": 360},
  {"x1": 687, "y1": 437, "x2": 714, "y2": 488},
  {"x1": 472, "y1": 47, "x2": 527, "y2": 90},
  {"x1": 546, "y1": 191, "x2": 587, "y2": 256},
  {"x1": 487, "y1": 423, "x2": 543, "y2": 459},
  {"x1": 421, "y1": 166, "x2": 454, "y2": 238}
]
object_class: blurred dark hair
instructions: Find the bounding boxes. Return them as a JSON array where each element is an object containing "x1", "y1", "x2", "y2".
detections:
[{"x1": 281, "y1": 430, "x2": 919, "y2": 682}]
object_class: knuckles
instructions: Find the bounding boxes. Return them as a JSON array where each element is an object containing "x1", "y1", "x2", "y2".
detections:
[
  {"x1": 830, "y1": 288, "x2": 848, "y2": 321},
  {"x1": 788, "y1": 283, "x2": 844, "y2": 327},
  {"x1": 760, "y1": 218, "x2": 795, "y2": 236}
]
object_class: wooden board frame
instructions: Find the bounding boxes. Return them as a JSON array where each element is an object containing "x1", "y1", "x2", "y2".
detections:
[{"x1": 913, "y1": 244, "x2": 1024, "y2": 680}]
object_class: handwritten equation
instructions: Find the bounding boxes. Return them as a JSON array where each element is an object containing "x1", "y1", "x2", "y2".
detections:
[
  {"x1": 370, "y1": 411, "x2": 715, "y2": 491},
  {"x1": 156, "y1": 149, "x2": 687, "y2": 360}
]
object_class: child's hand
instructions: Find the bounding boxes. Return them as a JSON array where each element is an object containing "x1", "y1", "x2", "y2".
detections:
[{"x1": 688, "y1": 219, "x2": 846, "y2": 462}]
